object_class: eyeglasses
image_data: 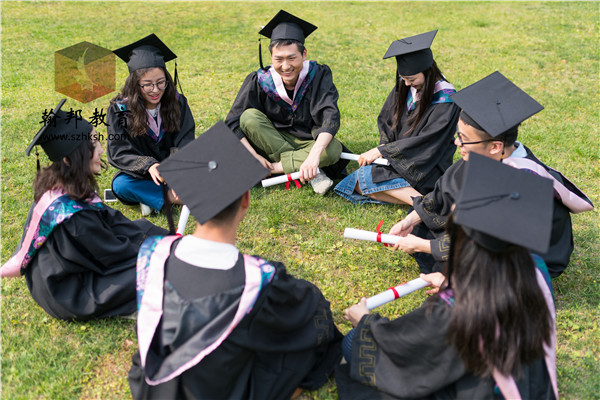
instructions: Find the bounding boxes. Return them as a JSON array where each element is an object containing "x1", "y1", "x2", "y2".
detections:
[
  {"x1": 455, "y1": 131, "x2": 496, "y2": 146},
  {"x1": 139, "y1": 80, "x2": 168, "y2": 93}
]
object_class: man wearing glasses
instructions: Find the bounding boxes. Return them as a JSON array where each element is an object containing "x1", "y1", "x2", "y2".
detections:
[{"x1": 388, "y1": 72, "x2": 593, "y2": 278}]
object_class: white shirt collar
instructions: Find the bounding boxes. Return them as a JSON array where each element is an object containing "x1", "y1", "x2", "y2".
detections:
[{"x1": 174, "y1": 235, "x2": 239, "y2": 270}]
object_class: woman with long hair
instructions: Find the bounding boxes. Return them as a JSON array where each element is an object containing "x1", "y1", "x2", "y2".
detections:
[
  {"x1": 389, "y1": 71, "x2": 593, "y2": 276},
  {"x1": 335, "y1": 30, "x2": 459, "y2": 205},
  {"x1": 1, "y1": 99, "x2": 167, "y2": 321},
  {"x1": 336, "y1": 155, "x2": 557, "y2": 399},
  {"x1": 107, "y1": 34, "x2": 195, "y2": 216}
]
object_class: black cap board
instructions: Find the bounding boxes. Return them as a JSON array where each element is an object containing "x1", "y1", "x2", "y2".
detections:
[
  {"x1": 113, "y1": 34, "x2": 177, "y2": 73},
  {"x1": 259, "y1": 10, "x2": 317, "y2": 44},
  {"x1": 454, "y1": 153, "x2": 554, "y2": 254},
  {"x1": 158, "y1": 121, "x2": 269, "y2": 225},
  {"x1": 26, "y1": 98, "x2": 93, "y2": 162},
  {"x1": 450, "y1": 71, "x2": 544, "y2": 137},
  {"x1": 383, "y1": 30, "x2": 437, "y2": 76}
]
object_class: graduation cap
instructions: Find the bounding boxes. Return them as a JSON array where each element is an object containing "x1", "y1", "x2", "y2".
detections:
[
  {"x1": 113, "y1": 33, "x2": 177, "y2": 73},
  {"x1": 454, "y1": 153, "x2": 554, "y2": 254},
  {"x1": 450, "y1": 71, "x2": 544, "y2": 137},
  {"x1": 26, "y1": 98, "x2": 93, "y2": 164},
  {"x1": 257, "y1": 10, "x2": 317, "y2": 71},
  {"x1": 259, "y1": 10, "x2": 317, "y2": 44},
  {"x1": 383, "y1": 30, "x2": 437, "y2": 76},
  {"x1": 158, "y1": 121, "x2": 269, "y2": 225}
]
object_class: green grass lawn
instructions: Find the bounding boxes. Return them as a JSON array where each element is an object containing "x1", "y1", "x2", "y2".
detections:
[{"x1": 1, "y1": 2, "x2": 598, "y2": 399}]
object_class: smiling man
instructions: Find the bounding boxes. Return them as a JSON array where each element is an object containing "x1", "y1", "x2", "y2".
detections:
[{"x1": 225, "y1": 10, "x2": 344, "y2": 194}]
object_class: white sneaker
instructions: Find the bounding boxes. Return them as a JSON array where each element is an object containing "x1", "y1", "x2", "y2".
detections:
[
  {"x1": 140, "y1": 203, "x2": 153, "y2": 217},
  {"x1": 118, "y1": 311, "x2": 138, "y2": 321},
  {"x1": 310, "y1": 171, "x2": 333, "y2": 195}
]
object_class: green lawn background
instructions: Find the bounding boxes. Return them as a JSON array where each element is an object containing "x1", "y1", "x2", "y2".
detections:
[{"x1": 1, "y1": 2, "x2": 598, "y2": 399}]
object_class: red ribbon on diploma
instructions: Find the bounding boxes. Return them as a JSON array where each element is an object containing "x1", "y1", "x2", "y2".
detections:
[
  {"x1": 388, "y1": 286, "x2": 400, "y2": 299},
  {"x1": 376, "y1": 219, "x2": 389, "y2": 247},
  {"x1": 285, "y1": 173, "x2": 302, "y2": 191}
]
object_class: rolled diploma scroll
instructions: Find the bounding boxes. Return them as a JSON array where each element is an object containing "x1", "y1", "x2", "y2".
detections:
[
  {"x1": 176, "y1": 205, "x2": 191, "y2": 236},
  {"x1": 365, "y1": 278, "x2": 429, "y2": 310},
  {"x1": 340, "y1": 152, "x2": 390, "y2": 166},
  {"x1": 261, "y1": 168, "x2": 321, "y2": 188},
  {"x1": 344, "y1": 228, "x2": 400, "y2": 246}
]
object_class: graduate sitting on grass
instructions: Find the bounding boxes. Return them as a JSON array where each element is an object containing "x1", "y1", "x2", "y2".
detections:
[
  {"x1": 128, "y1": 122, "x2": 342, "y2": 399},
  {"x1": 337, "y1": 154, "x2": 558, "y2": 400},
  {"x1": 334, "y1": 30, "x2": 459, "y2": 206},
  {"x1": 0, "y1": 99, "x2": 167, "y2": 321},
  {"x1": 389, "y1": 71, "x2": 593, "y2": 277},
  {"x1": 107, "y1": 34, "x2": 195, "y2": 216},
  {"x1": 225, "y1": 10, "x2": 348, "y2": 195}
]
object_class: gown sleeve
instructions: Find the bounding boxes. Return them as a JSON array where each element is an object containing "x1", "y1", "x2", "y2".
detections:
[
  {"x1": 224, "y1": 72, "x2": 265, "y2": 140},
  {"x1": 173, "y1": 94, "x2": 195, "y2": 149},
  {"x1": 376, "y1": 87, "x2": 398, "y2": 145},
  {"x1": 232, "y1": 261, "x2": 343, "y2": 392},
  {"x1": 429, "y1": 233, "x2": 452, "y2": 263},
  {"x1": 242, "y1": 261, "x2": 342, "y2": 351},
  {"x1": 63, "y1": 208, "x2": 168, "y2": 274},
  {"x1": 376, "y1": 88, "x2": 459, "y2": 190},
  {"x1": 346, "y1": 297, "x2": 468, "y2": 399},
  {"x1": 106, "y1": 103, "x2": 159, "y2": 176},
  {"x1": 411, "y1": 161, "x2": 466, "y2": 264},
  {"x1": 309, "y1": 64, "x2": 340, "y2": 139},
  {"x1": 413, "y1": 159, "x2": 465, "y2": 232}
]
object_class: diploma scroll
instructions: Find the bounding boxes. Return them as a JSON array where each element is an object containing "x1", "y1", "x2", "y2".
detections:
[
  {"x1": 365, "y1": 278, "x2": 429, "y2": 310},
  {"x1": 344, "y1": 228, "x2": 400, "y2": 246},
  {"x1": 340, "y1": 152, "x2": 390, "y2": 166},
  {"x1": 176, "y1": 205, "x2": 191, "y2": 236},
  {"x1": 261, "y1": 168, "x2": 321, "y2": 188}
]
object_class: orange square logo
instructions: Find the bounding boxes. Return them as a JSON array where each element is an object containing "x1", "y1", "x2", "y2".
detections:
[{"x1": 55, "y1": 42, "x2": 115, "y2": 103}]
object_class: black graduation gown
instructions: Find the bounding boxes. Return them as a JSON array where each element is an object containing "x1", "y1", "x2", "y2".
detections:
[
  {"x1": 225, "y1": 63, "x2": 341, "y2": 141},
  {"x1": 411, "y1": 159, "x2": 466, "y2": 273},
  {"x1": 128, "y1": 250, "x2": 343, "y2": 400},
  {"x1": 335, "y1": 296, "x2": 555, "y2": 400},
  {"x1": 412, "y1": 146, "x2": 574, "y2": 277},
  {"x1": 373, "y1": 86, "x2": 459, "y2": 194},
  {"x1": 106, "y1": 94, "x2": 195, "y2": 182},
  {"x1": 23, "y1": 206, "x2": 168, "y2": 321}
]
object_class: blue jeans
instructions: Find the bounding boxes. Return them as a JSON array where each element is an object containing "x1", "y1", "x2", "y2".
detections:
[
  {"x1": 334, "y1": 165, "x2": 410, "y2": 204},
  {"x1": 342, "y1": 329, "x2": 356, "y2": 363},
  {"x1": 112, "y1": 173, "x2": 164, "y2": 211}
]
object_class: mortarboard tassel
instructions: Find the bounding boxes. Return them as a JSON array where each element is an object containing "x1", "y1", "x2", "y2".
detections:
[
  {"x1": 259, "y1": 38, "x2": 268, "y2": 71},
  {"x1": 174, "y1": 61, "x2": 184, "y2": 95},
  {"x1": 36, "y1": 149, "x2": 40, "y2": 172},
  {"x1": 161, "y1": 181, "x2": 176, "y2": 235}
]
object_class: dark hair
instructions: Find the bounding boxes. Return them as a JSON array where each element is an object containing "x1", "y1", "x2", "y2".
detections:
[
  {"x1": 210, "y1": 196, "x2": 243, "y2": 224},
  {"x1": 33, "y1": 140, "x2": 103, "y2": 202},
  {"x1": 445, "y1": 220, "x2": 552, "y2": 377},
  {"x1": 460, "y1": 113, "x2": 519, "y2": 147},
  {"x1": 392, "y1": 60, "x2": 445, "y2": 136},
  {"x1": 110, "y1": 67, "x2": 181, "y2": 138},
  {"x1": 268, "y1": 39, "x2": 306, "y2": 55}
]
